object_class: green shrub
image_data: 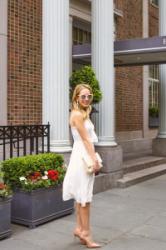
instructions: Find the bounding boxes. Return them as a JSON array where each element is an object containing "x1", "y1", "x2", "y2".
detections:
[
  {"x1": 70, "y1": 65, "x2": 102, "y2": 104},
  {"x1": 149, "y1": 106, "x2": 159, "y2": 117},
  {"x1": 1, "y1": 153, "x2": 66, "y2": 191}
]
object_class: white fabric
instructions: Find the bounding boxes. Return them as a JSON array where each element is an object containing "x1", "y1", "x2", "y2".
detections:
[{"x1": 62, "y1": 119, "x2": 98, "y2": 207}]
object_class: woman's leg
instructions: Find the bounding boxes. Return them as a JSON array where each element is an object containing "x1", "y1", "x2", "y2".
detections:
[
  {"x1": 80, "y1": 203, "x2": 101, "y2": 248},
  {"x1": 79, "y1": 203, "x2": 90, "y2": 233},
  {"x1": 74, "y1": 203, "x2": 87, "y2": 244},
  {"x1": 74, "y1": 202, "x2": 82, "y2": 233}
]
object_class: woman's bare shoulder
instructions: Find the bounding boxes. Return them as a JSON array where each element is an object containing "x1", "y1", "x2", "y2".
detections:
[{"x1": 70, "y1": 110, "x2": 83, "y2": 126}]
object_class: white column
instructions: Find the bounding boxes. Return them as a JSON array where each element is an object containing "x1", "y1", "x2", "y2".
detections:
[
  {"x1": 69, "y1": 15, "x2": 73, "y2": 75},
  {"x1": 92, "y1": 0, "x2": 117, "y2": 146},
  {"x1": 142, "y1": 0, "x2": 149, "y2": 138},
  {"x1": 43, "y1": 0, "x2": 71, "y2": 152},
  {"x1": 0, "y1": 0, "x2": 7, "y2": 125},
  {"x1": 158, "y1": 0, "x2": 166, "y2": 138}
]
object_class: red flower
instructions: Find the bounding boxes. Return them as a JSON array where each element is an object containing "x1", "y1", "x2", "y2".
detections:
[
  {"x1": 47, "y1": 170, "x2": 59, "y2": 181},
  {"x1": 28, "y1": 171, "x2": 41, "y2": 180},
  {"x1": 0, "y1": 183, "x2": 6, "y2": 190},
  {"x1": 34, "y1": 172, "x2": 41, "y2": 178}
]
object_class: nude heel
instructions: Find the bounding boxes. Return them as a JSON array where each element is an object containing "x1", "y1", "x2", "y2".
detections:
[
  {"x1": 80, "y1": 234, "x2": 101, "y2": 248},
  {"x1": 73, "y1": 230, "x2": 86, "y2": 245}
]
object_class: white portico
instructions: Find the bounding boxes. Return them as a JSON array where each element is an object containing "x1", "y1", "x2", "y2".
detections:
[
  {"x1": 92, "y1": 0, "x2": 116, "y2": 147},
  {"x1": 43, "y1": 0, "x2": 118, "y2": 146},
  {"x1": 42, "y1": 0, "x2": 72, "y2": 153},
  {"x1": 42, "y1": 0, "x2": 122, "y2": 178},
  {"x1": 91, "y1": 0, "x2": 122, "y2": 173}
]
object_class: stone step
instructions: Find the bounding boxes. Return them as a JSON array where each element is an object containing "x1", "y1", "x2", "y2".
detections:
[
  {"x1": 123, "y1": 149, "x2": 152, "y2": 161},
  {"x1": 117, "y1": 163, "x2": 166, "y2": 188},
  {"x1": 123, "y1": 155, "x2": 166, "y2": 174}
]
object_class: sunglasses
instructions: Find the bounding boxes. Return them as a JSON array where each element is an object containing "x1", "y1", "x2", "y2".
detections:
[{"x1": 78, "y1": 94, "x2": 93, "y2": 101}]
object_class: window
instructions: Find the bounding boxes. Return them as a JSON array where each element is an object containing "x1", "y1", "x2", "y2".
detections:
[
  {"x1": 73, "y1": 27, "x2": 91, "y2": 45},
  {"x1": 150, "y1": 0, "x2": 159, "y2": 7},
  {"x1": 149, "y1": 65, "x2": 159, "y2": 108}
]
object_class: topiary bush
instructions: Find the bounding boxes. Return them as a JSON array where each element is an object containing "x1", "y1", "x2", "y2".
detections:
[
  {"x1": 1, "y1": 153, "x2": 66, "y2": 191},
  {"x1": 70, "y1": 65, "x2": 102, "y2": 104}
]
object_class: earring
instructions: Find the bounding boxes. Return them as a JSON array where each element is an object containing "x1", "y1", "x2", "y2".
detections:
[{"x1": 76, "y1": 100, "x2": 79, "y2": 109}]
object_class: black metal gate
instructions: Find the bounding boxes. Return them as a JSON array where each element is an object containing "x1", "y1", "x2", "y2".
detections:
[{"x1": 0, "y1": 123, "x2": 50, "y2": 161}]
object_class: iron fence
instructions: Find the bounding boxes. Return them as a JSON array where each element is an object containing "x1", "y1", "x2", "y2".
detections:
[{"x1": 0, "y1": 123, "x2": 50, "y2": 161}]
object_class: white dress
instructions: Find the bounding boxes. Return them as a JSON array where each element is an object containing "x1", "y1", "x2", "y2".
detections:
[{"x1": 62, "y1": 119, "x2": 98, "y2": 207}]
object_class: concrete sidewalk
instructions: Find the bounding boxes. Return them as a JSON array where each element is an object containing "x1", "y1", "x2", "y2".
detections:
[{"x1": 1, "y1": 174, "x2": 166, "y2": 250}]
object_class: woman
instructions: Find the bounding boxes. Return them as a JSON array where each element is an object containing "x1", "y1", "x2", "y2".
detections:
[{"x1": 63, "y1": 83, "x2": 101, "y2": 248}]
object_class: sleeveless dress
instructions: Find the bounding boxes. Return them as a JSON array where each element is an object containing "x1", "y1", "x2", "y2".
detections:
[{"x1": 62, "y1": 119, "x2": 98, "y2": 207}]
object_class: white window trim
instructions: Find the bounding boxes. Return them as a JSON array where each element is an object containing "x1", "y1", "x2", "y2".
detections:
[{"x1": 150, "y1": 0, "x2": 159, "y2": 8}]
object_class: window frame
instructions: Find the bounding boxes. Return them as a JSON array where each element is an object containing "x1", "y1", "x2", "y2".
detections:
[
  {"x1": 149, "y1": 65, "x2": 159, "y2": 109},
  {"x1": 150, "y1": 0, "x2": 159, "y2": 8}
]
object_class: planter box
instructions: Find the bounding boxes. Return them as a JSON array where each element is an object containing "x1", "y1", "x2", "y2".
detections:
[
  {"x1": 0, "y1": 197, "x2": 12, "y2": 239},
  {"x1": 149, "y1": 116, "x2": 159, "y2": 128},
  {"x1": 11, "y1": 186, "x2": 74, "y2": 228}
]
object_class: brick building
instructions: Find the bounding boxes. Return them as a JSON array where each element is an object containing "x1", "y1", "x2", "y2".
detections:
[{"x1": 1, "y1": 0, "x2": 166, "y2": 186}]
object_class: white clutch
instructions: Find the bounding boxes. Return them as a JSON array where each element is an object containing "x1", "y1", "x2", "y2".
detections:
[{"x1": 82, "y1": 152, "x2": 103, "y2": 174}]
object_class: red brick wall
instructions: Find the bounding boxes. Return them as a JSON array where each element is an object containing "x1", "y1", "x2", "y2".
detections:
[
  {"x1": 8, "y1": 0, "x2": 42, "y2": 125},
  {"x1": 115, "y1": 0, "x2": 143, "y2": 132},
  {"x1": 149, "y1": 3, "x2": 159, "y2": 37},
  {"x1": 115, "y1": 0, "x2": 142, "y2": 40},
  {"x1": 116, "y1": 66, "x2": 143, "y2": 131}
]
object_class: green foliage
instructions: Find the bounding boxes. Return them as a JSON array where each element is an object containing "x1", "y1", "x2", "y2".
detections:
[
  {"x1": 0, "y1": 168, "x2": 12, "y2": 198},
  {"x1": 149, "y1": 106, "x2": 159, "y2": 117},
  {"x1": 1, "y1": 153, "x2": 66, "y2": 192},
  {"x1": 0, "y1": 169, "x2": 3, "y2": 182},
  {"x1": 70, "y1": 65, "x2": 102, "y2": 104}
]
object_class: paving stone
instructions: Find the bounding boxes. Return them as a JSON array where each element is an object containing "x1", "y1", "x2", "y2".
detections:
[
  {"x1": 131, "y1": 224, "x2": 166, "y2": 243},
  {"x1": 103, "y1": 234, "x2": 166, "y2": 250},
  {"x1": 1, "y1": 175, "x2": 166, "y2": 250}
]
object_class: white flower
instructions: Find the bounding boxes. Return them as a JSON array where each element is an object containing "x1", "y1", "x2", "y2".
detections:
[
  {"x1": 42, "y1": 175, "x2": 48, "y2": 180},
  {"x1": 44, "y1": 171, "x2": 48, "y2": 175},
  {"x1": 19, "y1": 176, "x2": 26, "y2": 181},
  {"x1": 63, "y1": 164, "x2": 67, "y2": 169}
]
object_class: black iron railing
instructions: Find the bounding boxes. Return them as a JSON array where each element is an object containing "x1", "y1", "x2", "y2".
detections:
[{"x1": 0, "y1": 123, "x2": 50, "y2": 161}]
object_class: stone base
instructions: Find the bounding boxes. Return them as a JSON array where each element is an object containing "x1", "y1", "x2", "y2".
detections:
[
  {"x1": 93, "y1": 171, "x2": 123, "y2": 194},
  {"x1": 119, "y1": 138, "x2": 152, "y2": 160},
  {"x1": 95, "y1": 145, "x2": 123, "y2": 173},
  {"x1": 152, "y1": 138, "x2": 166, "y2": 157}
]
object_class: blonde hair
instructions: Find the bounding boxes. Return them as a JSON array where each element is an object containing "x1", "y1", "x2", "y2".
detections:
[{"x1": 71, "y1": 83, "x2": 93, "y2": 120}]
